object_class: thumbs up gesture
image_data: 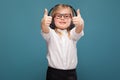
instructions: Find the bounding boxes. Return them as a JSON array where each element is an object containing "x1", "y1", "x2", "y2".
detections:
[
  {"x1": 72, "y1": 9, "x2": 84, "y2": 33},
  {"x1": 41, "y1": 9, "x2": 52, "y2": 33}
]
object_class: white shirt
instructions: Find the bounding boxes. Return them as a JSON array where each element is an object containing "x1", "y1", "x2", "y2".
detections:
[{"x1": 41, "y1": 27, "x2": 84, "y2": 70}]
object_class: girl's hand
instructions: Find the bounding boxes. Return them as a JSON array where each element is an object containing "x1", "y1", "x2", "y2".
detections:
[
  {"x1": 72, "y1": 9, "x2": 84, "y2": 33},
  {"x1": 41, "y1": 9, "x2": 52, "y2": 33}
]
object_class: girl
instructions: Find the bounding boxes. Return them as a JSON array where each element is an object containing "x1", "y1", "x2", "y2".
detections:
[{"x1": 41, "y1": 4, "x2": 84, "y2": 80}]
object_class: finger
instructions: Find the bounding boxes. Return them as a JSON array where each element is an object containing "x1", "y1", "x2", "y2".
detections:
[
  {"x1": 72, "y1": 17, "x2": 77, "y2": 19},
  {"x1": 44, "y1": 8, "x2": 48, "y2": 17},
  {"x1": 47, "y1": 17, "x2": 52, "y2": 22},
  {"x1": 77, "y1": 9, "x2": 80, "y2": 16},
  {"x1": 72, "y1": 17, "x2": 78, "y2": 21},
  {"x1": 47, "y1": 18, "x2": 52, "y2": 22},
  {"x1": 48, "y1": 16, "x2": 52, "y2": 19}
]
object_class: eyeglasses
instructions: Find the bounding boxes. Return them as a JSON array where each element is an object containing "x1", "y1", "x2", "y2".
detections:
[{"x1": 54, "y1": 13, "x2": 72, "y2": 19}]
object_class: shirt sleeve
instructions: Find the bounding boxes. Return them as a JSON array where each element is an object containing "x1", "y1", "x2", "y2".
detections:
[
  {"x1": 41, "y1": 27, "x2": 52, "y2": 42},
  {"x1": 70, "y1": 27, "x2": 84, "y2": 41}
]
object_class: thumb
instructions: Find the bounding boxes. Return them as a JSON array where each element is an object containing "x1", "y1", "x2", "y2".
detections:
[
  {"x1": 76, "y1": 9, "x2": 81, "y2": 17},
  {"x1": 44, "y1": 8, "x2": 48, "y2": 16}
]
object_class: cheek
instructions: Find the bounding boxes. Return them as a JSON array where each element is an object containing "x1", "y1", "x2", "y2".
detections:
[
  {"x1": 54, "y1": 20, "x2": 59, "y2": 26},
  {"x1": 68, "y1": 20, "x2": 72, "y2": 24},
  {"x1": 54, "y1": 19, "x2": 58, "y2": 24},
  {"x1": 66, "y1": 20, "x2": 72, "y2": 25}
]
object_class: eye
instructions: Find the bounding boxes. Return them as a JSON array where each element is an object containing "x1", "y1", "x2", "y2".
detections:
[
  {"x1": 65, "y1": 15, "x2": 69, "y2": 18},
  {"x1": 57, "y1": 15, "x2": 62, "y2": 18},
  {"x1": 64, "y1": 14, "x2": 71, "y2": 18},
  {"x1": 55, "y1": 14, "x2": 62, "y2": 18},
  {"x1": 54, "y1": 13, "x2": 71, "y2": 19}
]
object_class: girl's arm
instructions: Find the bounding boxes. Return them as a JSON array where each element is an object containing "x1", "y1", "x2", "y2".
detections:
[{"x1": 41, "y1": 9, "x2": 52, "y2": 33}]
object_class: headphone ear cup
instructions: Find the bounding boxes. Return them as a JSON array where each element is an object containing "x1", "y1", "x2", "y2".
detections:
[
  {"x1": 70, "y1": 8, "x2": 76, "y2": 30},
  {"x1": 67, "y1": 21, "x2": 75, "y2": 30},
  {"x1": 48, "y1": 8, "x2": 56, "y2": 29},
  {"x1": 50, "y1": 19, "x2": 56, "y2": 29}
]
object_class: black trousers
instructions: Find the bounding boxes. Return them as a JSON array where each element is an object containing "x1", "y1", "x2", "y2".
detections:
[{"x1": 46, "y1": 67, "x2": 77, "y2": 80}]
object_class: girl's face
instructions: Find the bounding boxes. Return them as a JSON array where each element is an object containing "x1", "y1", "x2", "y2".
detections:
[{"x1": 54, "y1": 8, "x2": 73, "y2": 30}]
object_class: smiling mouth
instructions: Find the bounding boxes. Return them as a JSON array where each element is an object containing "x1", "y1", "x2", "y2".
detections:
[{"x1": 59, "y1": 22, "x2": 66, "y2": 24}]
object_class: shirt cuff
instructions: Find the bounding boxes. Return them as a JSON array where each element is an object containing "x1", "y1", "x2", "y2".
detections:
[
  {"x1": 41, "y1": 27, "x2": 51, "y2": 41},
  {"x1": 71, "y1": 27, "x2": 84, "y2": 41}
]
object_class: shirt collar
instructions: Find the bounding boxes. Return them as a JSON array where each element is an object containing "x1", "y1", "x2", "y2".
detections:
[{"x1": 56, "y1": 29, "x2": 67, "y2": 34}]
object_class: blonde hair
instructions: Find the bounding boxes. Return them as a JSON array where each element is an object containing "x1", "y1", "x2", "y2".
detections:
[{"x1": 51, "y1": 4, "x2": 74, "y2": 17}]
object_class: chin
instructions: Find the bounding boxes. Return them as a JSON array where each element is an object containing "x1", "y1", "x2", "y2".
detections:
[{"x1": 59, "y1": 26, "x2": 69, "y2": 29}]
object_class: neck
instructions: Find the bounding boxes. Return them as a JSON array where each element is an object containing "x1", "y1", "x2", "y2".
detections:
[{"x1": 55, "y1": 28, "x2": 70, "y2": 38}]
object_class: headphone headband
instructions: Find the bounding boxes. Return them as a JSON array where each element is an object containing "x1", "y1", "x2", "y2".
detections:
[{"x1": 48, "y1": 7, "x2": 53, "y2": 16}]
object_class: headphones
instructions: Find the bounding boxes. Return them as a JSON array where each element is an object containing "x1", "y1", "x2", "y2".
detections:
[{"x1": 48, "y1": 4, "x2": 77, "y2": 30}]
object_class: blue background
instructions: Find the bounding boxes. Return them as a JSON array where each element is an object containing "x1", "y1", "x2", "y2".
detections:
[{"x1": 0, "y1": 0, "x2": 120, "y2": 80}]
